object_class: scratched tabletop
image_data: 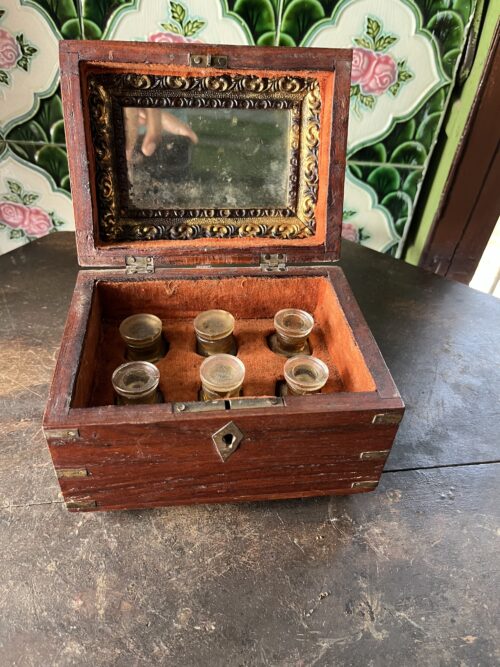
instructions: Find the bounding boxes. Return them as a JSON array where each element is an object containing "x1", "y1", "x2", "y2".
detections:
[{"x1": 1, "y1": 233, "x2": 499, "y2": 666}]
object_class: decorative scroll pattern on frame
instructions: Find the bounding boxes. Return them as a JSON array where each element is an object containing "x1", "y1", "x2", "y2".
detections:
[{"x1": 87, "y1": 72, "x2": 321, "y2": 243}]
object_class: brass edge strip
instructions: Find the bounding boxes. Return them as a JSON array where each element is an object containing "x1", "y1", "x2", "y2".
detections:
[
  {"x1": 66, "y1": 498, "x2": 97, "y2": 510},
  {"x1": 44, "y1": 428, "x2": 80, "y2": 441},
  {"x1": 359, "y1": 450, "x2": 390, "y2": 461},
  {"x1": 56, "y1": 468, "x2": 89, "y2": 479},
  {"x1": 372, "y1": 413, "x2": 402, "y2": 425},
  {"x1": 351, "y1": 481, "x2": 379, "y2": 489}
]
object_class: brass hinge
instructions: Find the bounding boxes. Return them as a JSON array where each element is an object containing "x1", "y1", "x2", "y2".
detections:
[
  {"x1": 66, "y1": 498, "x2": 97, "y2": 510},
  {"x1": 260, "y1": 253, "x2": 287, "y2": 273},
  {"x1": 56, "y1": 468, "x2": 89, "y2": 479},
  {"x1": 360, "y1": 450, "x2": 390, "y2": 461},
  {"x1": 372, "y1": 413, "x2": 402, "y2": 425},
  {"x1": 351, "y1": 480, "x2": 379, "y2": 489},
  {"x1": 189, "y1": 54, "x2": 227, "y2": 68},
  {"x1": 125, "y1": 256, "x2": 154, "y2": 274}
]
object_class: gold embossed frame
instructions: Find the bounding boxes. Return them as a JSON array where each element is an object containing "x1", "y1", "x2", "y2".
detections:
[{"x1": 87, "y1": 71, "x2": 322, "y2": 243}]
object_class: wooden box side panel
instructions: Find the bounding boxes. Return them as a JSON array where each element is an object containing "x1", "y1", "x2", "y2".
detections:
[
  {"x1": 71, "y1": 287, "x2": 102, "y2": 408},
  {"x1": 48, "y1": 404, "x2": 402, "y2": 511},
  {"x1": 43, "y1": 271, "x2": 96, "y2": 423},
  {"x1": 60, "y1": 475, "x2": 383, "y2": 512}
]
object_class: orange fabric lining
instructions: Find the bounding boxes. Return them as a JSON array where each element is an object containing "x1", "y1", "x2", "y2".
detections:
[{"x1": 77, "y1": 275, "x2": 375, "y2": 407}]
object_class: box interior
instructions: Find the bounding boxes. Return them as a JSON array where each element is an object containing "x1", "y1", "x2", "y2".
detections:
[{"x1": 72, "y1": 275, "x2": 376, "y2": 408}]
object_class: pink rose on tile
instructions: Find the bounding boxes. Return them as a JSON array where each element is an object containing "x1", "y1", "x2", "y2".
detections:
[
  {"x1": 352, "y1": 48, "x2": 398, "y2": 96},
  {"x1": 149, "y1": 32, "x2": 201, "y2": 44},
  {"x1": 0, "y1": 201, "x2": 29, "y2": 228},
  {"x1": 351, "y1": 48, "x2": 376, "y2": 87},
  {"x1": 23, "y1": 206, "x2": 53, "y2": 237},
  {"x1": 361, "y1": 53, "x2": 397, "y2": 95},
  {"x1": 341, "y1": 222, "x2": 359, "y2": 243},
  {"x1": 0, "y1": 201, "x2": 53, "y2": 237},
  {"x1": 0, "y1": 29, "x2": 20, "y2": 69}
]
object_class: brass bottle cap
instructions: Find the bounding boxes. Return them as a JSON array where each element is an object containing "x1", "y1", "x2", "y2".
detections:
[
  {"x1": 112, "y1": 361, "x2": 160, "y2": 400},
  {"x1": 194, "y1": 309, "x2": 235, "y2": 342},
  {"x1": 119, "y1": 313, "x2": 163, "y2": 349},
  {"x1": 274, "y1": 309, "x2": 314, "y2": 340},
  {"x1": 200, "y1": 354, "x2": 245, "y2": 395},
  {"x1": 284, "y1": 355, "x2": 329, "y2": 395}
]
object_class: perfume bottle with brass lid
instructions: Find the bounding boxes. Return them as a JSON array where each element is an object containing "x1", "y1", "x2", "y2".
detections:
[
  {"x1": 119, "y1": 313, "x2": 167, "y2": 363},
  {"x1": 194, "y1": 309, "x2": 237, "y2": 357},
  {"x1": 199, "y1": 354, "x2": 245, "y2": 400},
  {"x1": 269, "y1": 308, "x2": 314, "y2": 357},
  {"x1": 283, "y1": 355, "x2": 329, "y2": 396},
  {"x1": 112, "y1": 361, "x2": 162, "y2": 405}
]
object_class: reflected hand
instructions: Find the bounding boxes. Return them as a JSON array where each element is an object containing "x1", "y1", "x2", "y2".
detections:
[
  {"x1": 125, "y1": 108, "x2": 198, "y2": 161},
  {"x1": 161, "y1": 112, "x2": 198, "y2": 145}
]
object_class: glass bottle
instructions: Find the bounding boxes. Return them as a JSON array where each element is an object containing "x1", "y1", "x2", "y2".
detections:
[
  {"x1": 283, "y1": 355, "x2": 329, "y2": 396},
  {"x1": 194, "y1": 309, "x2": 237, "y2": 357},
  {"x1": 119, "y1": 313, "x2": 167, "y2": 363},
  {"x1": 112, "y1": 361, "x2": 162, "y2": 405},
  {"x1": 269, "y1": 308, "x2": 314, "y2": 357},
  {"x1": 199, "y1": 354, "x2": 245, "y2": 401}
]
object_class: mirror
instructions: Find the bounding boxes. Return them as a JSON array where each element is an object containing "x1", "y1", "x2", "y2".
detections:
[
  {"x1": 123, "y1": 107, "x2": 291, "y2": 209},
  {"x1": 85, "y1": 68, "x2": 323, "y2": 242}
]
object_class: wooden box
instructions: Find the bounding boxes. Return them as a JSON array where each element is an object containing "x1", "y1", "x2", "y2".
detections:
[{"x1": 43, "y1": 41, "x2": 404, "y2": 512}]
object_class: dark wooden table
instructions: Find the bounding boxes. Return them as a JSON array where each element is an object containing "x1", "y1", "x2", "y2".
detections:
[{"x1": 1, "y1": 233, "x2": 499, "y2": 666}]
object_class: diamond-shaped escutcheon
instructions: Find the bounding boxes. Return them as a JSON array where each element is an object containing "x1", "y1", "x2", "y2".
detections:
[{"x1": 211, "y1": 421, "x2": 244, "y2": 462}]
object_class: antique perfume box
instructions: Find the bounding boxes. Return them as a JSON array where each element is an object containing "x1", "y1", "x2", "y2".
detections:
[{"x1": 43, "y1": 41, "x2": 404, "y2": 512}]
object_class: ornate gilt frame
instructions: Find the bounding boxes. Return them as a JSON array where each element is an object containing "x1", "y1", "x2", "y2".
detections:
[{"x1": 87, "y1": 71, "x2": 321, "y2": 243}]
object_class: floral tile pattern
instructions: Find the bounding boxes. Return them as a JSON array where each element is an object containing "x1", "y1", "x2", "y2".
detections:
[
  {"x1": 0, "y1": 150, "x2": 73, "y2": 254},
  {"x1": 0, "y1": 0, "x2": 477, "y2": 257},
  {"x1": 306, "y1": 1, "x2": 447, "y2": 153},
  {"x1": 0, "y1": 2, "x2": 59, "y2": 135},
  {"x1": 103, "y1": 0, "x2": 253, "y2": 44},
  {"x1": 4, "y1": 89, "x2": 70, "y2": 189},
  {"x1": 343, "y1": 170, "x2": 400, "y2": 253}
]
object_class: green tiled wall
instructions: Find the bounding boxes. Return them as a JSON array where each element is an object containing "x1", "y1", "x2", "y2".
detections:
[{"x1": 0, "y1": 0, "x2": 478, "y2": 256}]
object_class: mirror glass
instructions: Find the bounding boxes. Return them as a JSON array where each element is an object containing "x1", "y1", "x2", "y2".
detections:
[{"x1": 123, "y1": 107, "x2": 291, "y2": 209}]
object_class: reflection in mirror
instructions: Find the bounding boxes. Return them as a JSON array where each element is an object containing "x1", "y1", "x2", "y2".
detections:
[{"x1": 123, "y1": 107, "x2": 291, "y2": 209}]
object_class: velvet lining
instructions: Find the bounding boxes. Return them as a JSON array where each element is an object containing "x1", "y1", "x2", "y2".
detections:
[{"x1": 75, "y1": 275, "x2": 376, "y2": 407}]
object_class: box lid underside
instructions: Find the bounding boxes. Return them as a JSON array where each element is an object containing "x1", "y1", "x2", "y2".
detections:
[{"x1": 59, "y1": 41, "x2": 352, "y2": 269}]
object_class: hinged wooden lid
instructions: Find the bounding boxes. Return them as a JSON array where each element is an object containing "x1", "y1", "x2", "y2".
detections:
[{"x1": 60, "y1": 41, "x2": 352, "y2": 269}]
